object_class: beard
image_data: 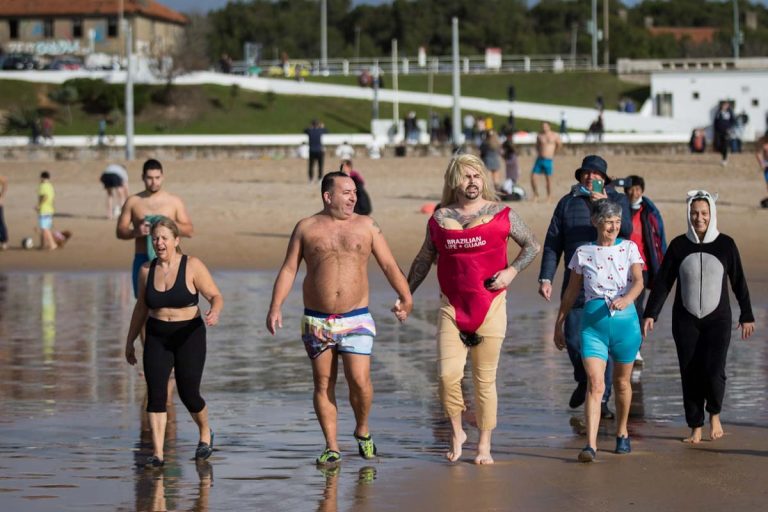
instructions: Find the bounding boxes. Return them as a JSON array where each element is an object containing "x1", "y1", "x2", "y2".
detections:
[{"x1": 462, "y1": 186, "x2": 480, "y2": 200}]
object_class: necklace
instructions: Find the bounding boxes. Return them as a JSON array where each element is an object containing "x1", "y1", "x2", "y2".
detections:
[{"x1": 159, "y1": 257, "x2": 178, "y2": 279}]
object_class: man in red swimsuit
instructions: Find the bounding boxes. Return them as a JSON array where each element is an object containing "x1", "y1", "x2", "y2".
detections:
[{"x1": 406, "y1": 154, "x2": 540, "y2": 464}]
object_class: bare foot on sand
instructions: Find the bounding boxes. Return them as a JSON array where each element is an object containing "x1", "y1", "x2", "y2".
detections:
[
  {"x1": 682, "y1": 427, "x2": 702, "y2": 444},
  {"x1": 446, "y1": 430, "x2": 467, "y2": 462},
  {"x1": 474, "y1": 443, "x2": 494, "y2": 465},
  {"x1": 710, "y1": 414, "x2": 724, "y2": 441}
]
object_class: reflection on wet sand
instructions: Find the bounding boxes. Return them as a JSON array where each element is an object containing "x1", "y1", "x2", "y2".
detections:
[
  {"x1": 315, "y1": 465, "x2": 377, "y2": 512},
  {"x1": 134, "y1": 461, "x2": 212, "y2": 512},
  {"x1": 0, "y1": 271, "x2": 765, "y2": 510}
]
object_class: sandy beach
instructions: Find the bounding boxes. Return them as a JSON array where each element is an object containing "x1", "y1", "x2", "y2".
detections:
[
  {"x1": 1, "y1": 152, "x2": 767, "y2": 279},
  {"x1": 1, "y1": 152, "x2": 767, "y2": 511}
]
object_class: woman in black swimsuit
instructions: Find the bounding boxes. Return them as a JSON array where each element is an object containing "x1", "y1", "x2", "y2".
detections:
[{"x1": 126, "y1": 217, "x2": 224, "y2": 467}]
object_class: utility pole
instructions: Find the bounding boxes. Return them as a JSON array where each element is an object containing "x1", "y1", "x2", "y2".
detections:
[
  {"x1": 591, "y1": 0, "x2": 598, "y2": 69},
  {"x1": 372, "y1": 59, "x2": 379, "y2": 120},
  {"x1": 124, "y1": 19, "x2": 134, "y2": 160},
  {"x1": 391, "y1": 39, "x2": 399, "y2": 127},
  {"x1": 354, "y1": 26, "x2": 361, "y2": 61},
  {"x1": 733, "y1": 0, "x2": 741, "y2": 59},
  {"x1": 603, "y1": 0, "x2": 610, "y2": 68},
  {"x1": 320, "y1": 0, "x2": 328, "y2": 71},
  {"x1": 570, "y1": 21, "x2": 578, "y2": 69},
  {"x1": 451, "y1": 17, "x2": 461, "y2": 147}
]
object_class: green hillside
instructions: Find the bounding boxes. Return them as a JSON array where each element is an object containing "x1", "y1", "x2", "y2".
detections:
[{"x1": 0, "y1": 73, "x2": 623, "y2": 136}]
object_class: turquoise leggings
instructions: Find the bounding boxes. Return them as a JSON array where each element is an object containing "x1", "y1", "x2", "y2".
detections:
[{"x1": 581, "y1": 299, "x2": 642, "y2": 364}]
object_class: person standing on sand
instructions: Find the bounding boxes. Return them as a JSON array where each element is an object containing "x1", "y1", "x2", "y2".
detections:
[
  {"x1": 266, "y1": 171, "x2": 413, "y2": 467},
  {"x1": 405, "y1": 154, "x2": 540, "y2": 465},
  {"x1": 623, "y1": 175, "x2": 667, "y2": 367},
  {"x1": 36, "y1": 171, "x2": 57, "y2": 250},
  {"x1": 125, "y1": 217, "x2": 223, "y2": 468},
  {"x1": 530, "y1": 122, "x2": 562, "y2": 201},
  {"x1": 642, "y1": 190, "x2": 754, "y2": 444},
  {"x1": 0, "y1": 175, "x2": 8, "y2": 250},
  {"x1": 713, "y1": 102, "x2": 734, "y2": 166},
  {"x1": 538, "y1": 155, "x2": 632, "y2": 420},
  {"x1": 554, "y1": 200, "x2": 645, "y2": 463},
  {"x1": 755, "y1": 134, "x2": 768, "y2": 194},
  {"x1": 116, "y1": 159, "x2": 194, "y2": 299},
  {"x1": 100, "y1": 163, "x2": 130, "y2": 220},
  {"x1": 305, "y1": 119, "x2": 328, "y2": 183}
]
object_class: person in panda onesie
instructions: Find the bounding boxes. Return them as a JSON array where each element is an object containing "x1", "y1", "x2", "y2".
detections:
[{"x1": 642, "y1": 190, "x2": 755, "y2": 443}]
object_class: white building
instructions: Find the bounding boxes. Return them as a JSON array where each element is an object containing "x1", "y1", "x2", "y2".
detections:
[{"x1": 651, "y1": 70, "x2": 768, "y2": 141}]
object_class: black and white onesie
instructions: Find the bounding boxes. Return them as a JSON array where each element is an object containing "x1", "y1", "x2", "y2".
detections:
[{"x1": 643, "y1": 192, "x2": 754, "y2": 428}]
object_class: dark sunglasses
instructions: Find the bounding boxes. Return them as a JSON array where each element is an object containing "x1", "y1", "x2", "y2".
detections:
[{"x1": 459, "y1": 331, "x2": 483, "y2": 347}]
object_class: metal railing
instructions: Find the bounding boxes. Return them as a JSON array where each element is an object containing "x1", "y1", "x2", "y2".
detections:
[
  {"x1": 231, "y1": 54, "x2": 594, "y2": 77},
  {"x1": 617, "y1": 56, "x2": 768, "y2": 74}
]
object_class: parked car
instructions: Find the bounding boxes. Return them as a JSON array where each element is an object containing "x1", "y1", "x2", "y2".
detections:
[
  {"x1": 44, "y1": 56, "x2": 83, "y2": 70},
  {"x1": 0, "y1": 53, "x2": 38, "y2": 70},
  {"x1": 266, "y1": 60, "x2": 311, "y2": 78}
]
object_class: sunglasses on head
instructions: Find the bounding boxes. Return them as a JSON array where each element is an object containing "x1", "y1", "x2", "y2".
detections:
[{"x1": 459, "y1": 331, "x2": 483, "y2": 347}]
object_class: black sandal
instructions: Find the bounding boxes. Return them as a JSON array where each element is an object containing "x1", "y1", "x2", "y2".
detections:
[{"x1": 195, "y1": 429, "x2": 215, "y2": 460}]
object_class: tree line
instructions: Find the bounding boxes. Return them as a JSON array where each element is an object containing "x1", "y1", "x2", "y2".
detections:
[{"x1": 198, "y1": 0, "x2": 768, "y2": 65}]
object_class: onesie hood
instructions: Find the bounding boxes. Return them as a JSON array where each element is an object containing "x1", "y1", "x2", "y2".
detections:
[{"x1": 686, "y1": 190, "x2": 719, "y2": 243}]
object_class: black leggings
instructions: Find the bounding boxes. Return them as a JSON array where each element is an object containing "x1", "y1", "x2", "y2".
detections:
[
  {"x1": 672, "y1": 311, "x2": 731, "y2": 428},
  {"x1": 308, "y1": 150, "x2": 324, "y2": 181},
  {"x1": 715, "y1": 132, "x2": 729, "y2": 161},
  {"x1": 0, "y1": 205, "x2": 7, "y2": 243},
  {"x1": 143, "y1": 316, "x2": 207, "y2": 413}
]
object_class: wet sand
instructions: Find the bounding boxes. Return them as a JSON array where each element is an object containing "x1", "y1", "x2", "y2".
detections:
[
  {"x1": 1, "y1": 153, "x2": 767, "y2": 510},
  {"x1": 0, "y1": 271, "x2": 766, "y2": 511}
]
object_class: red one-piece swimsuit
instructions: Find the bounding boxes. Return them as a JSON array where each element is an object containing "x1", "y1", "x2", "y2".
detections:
[{"x1": 428, "y1": 207, "x2": 510, "y2": 333}]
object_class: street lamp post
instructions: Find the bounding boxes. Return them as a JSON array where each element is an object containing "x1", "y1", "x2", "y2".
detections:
[
  {"x1": 733, "y1": 0, "x2": 741, "y2": 60},
  {"x1": 603, "y1": 0, "x2": 610, "y2": 68},
  {"x1": 451, "y1": 17, "x2": 461, "y2": 147},
  {"x1": 591, "y1": 0, "x2": 598, "y2": 69},
  {"x1": 125, "y1": 20, "x2": 134, "y2": 161},
  {"x1": 320, "y1": 0, "x2": 328, "y2": 71}
]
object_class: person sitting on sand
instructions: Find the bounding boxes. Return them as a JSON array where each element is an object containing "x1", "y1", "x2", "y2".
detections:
[
  {"x1": 554, "y1": 200, "x2": 645, "y2": 462},
  {"x1": 643, "y1": 191, "x2": 755, "y2": 443},
  {"x1": 405, "y1": 154, "x2": 539, "y2": 464}
]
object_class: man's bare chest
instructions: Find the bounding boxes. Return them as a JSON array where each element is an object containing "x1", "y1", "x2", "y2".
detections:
[{"x1": 305, "y1": 230, "x2": 371, "y2": 257}]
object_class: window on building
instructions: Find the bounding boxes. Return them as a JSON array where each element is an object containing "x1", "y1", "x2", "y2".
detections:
[
  {"x1": 107, "y1": 17, "x2": 118, "y2": 38},
  {"x1": 72, "y1": 18, "x2": 83, "y2": 38},
  {"x1": 44, "y1": 18, "x2": 54, "y2": 38},
  {"x1": 753, "y1": 98, "x2": 760, "y2": 107},
  {"x1": 692, "y1": 92, "x2": 699, "y2": 100},
  {"x1": 9, "y1": 19, "x2": 19, "y2": 39},
  {"x1": 655, "y1": 93, "x2": 673, "y2": 118}
]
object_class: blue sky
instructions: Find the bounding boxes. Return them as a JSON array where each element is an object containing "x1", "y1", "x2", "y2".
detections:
[{"x1": 162, "y1": 0, "x2": 768, "y2": 15}]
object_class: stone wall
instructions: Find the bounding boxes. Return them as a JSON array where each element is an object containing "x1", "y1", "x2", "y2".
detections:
[{"x1": 0, "y1": 142, "x2": 757, "y2": 162}]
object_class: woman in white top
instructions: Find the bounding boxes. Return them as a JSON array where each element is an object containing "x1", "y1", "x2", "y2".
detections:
[{"x1": 554, "y1": 200, "x2": 645, "y2": 462}]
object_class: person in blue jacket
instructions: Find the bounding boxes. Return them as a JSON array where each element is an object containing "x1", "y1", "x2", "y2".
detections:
[
  {"x1": 538, "y1": 155, "x2": 632, "y2": 418},
  {"x1": 623, "y1": 175, "x2": 667, "y2": 366}
]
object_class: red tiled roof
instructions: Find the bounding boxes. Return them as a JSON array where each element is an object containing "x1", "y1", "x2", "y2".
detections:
[
  {"x1": 648, "y1": 27, "x2": 718, "y2": 44},
  {"x1": 0, "y1": 0, "x2": 187, "y2": 25}
]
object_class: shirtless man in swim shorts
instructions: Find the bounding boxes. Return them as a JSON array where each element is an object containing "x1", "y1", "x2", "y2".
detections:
[
  {"x1": 266, "y1": 171, "x2": 413, "y2": 466},
  {"x1": 406, "y1": 154, "x2": 540, "y2": 464},
  {"x1": 530, "y1": 121, "x2": 562, "y2": 201},
  {"x1": 116, "y1": 159, "x2": 194, "y2": 298}
]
